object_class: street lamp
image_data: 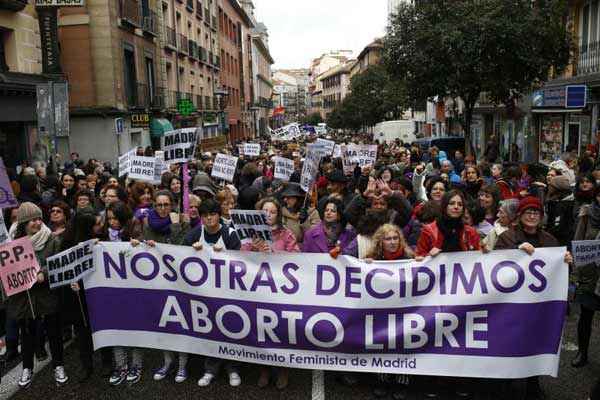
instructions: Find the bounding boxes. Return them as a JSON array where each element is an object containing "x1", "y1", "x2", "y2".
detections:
[{"x1": 214, "y1": 87, "x2": 229, "y2": 138}]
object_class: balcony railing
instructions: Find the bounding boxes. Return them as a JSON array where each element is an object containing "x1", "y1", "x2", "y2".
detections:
[
  {"x1": 196, "y1": 1, "x2": 202, "y2": 18},
  {"x1": 166, "y1": 90, "x2": 178, "y2": 109},
  {"x1": 199, "y1": 46, "x2": 207, "y2": 63},
  {"x1": 205, "y1": 96, "x2": 211, "y2": 110},
  {"x1": 126, "y1": 83, "x2": 151, "y2": 108},
  {"x1": 214, "y1": 55, "x2": 220, "y2": 68},
  {"x1": 204, "y1": 8, "x2": 210, "y2": 23},
  {"x1": 178, "y1": 34, "x2": 189, "y2": 55},
  {"x1": 196, "y1": 95, "x2": 203, "y2": 110},
  {"x1": 164, "y1": 26, "x2": 177, "y2": 49},
  {"x1": 578, "y1": 41, "x2": 600, "y2": 76},
  {"x1": 119, "y1": 0, "x2": 141, "y2": 26},
  {"x1": 189, "y1": 40, "x2": 199, "y2": 59},
  {"x1": 208, "y1": 51, "x2": 213, "y2": 65},
  {"x1": 212, "y1": 15, "x2": 217, "y2": 29},
  {"x1": 142, "y1": 9, "x2": 158, "y2": 35},
  {"x1": 151, "y1": 87, "x2": 165, "y2": 109},
  {"x1": 213, "y1": 97, "x2": 218, "y2": 110}
]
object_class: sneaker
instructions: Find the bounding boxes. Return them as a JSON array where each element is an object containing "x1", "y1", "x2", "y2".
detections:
[
  {"x1": 174, "y1": 368, "x2": 188, "y2": 383},
  {"x1": 153, "y1": 364, "x2": 171, "y2": 381},
  {"x1": 126, "y1": 367, "x2": 142, "y2": 384},
  {"x1": 229, "y1": 372, "x2": 241, "y2": 387},
  {"x1": 109, "y1": 369, "x2": 128, "y2": 386},
  {"x1": 18, "y1": 368, "x2": 32, "y2": 388},
  {"x1": 54, "y1": 366, "x2": 69, "y2": 385},
  {"x1": 198, "y1": 373, "x2": 214, "y2": 387}
]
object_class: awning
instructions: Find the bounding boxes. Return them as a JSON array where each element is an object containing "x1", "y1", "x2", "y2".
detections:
[
  {"x1": 150, "y1": 118, "x2": 174, "y2": 137},
  {"x1": 531, "y1": 108, "x2": 584, "y2": 113}
]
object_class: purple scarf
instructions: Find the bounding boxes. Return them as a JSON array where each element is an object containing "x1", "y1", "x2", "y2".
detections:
[
  {"x1": 147, "y1": 208, "x2": 172, "y2": 235},
  {"x1": 191, "y1": 217, "x2": 202, "y2": 228}
]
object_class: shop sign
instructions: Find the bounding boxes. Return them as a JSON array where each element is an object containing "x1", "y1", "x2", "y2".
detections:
[
  {"x1": 177, "y1": 99, "x2": 196, "y2": 116},
  {"x1": 38, "y1": 7, "x2": 61, "y2": 74},
  {"x1": 36, "y1": 0, "x2": 84, "y2": 5},
  {"x1": 533, "y1": 85, "x2": 587, "y2": 108},
  {"x1": 131, "y1": 113, "x2": 150, "y2": 128}
]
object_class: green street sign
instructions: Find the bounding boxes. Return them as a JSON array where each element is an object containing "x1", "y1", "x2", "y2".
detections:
[{"x1": 177, "y1": 99, "x2": 196, "y2": 116}]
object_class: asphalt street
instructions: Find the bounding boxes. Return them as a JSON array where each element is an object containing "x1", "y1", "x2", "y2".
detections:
[{"x1": 1, "y1": 309, "x2": 598, "y2": 400}]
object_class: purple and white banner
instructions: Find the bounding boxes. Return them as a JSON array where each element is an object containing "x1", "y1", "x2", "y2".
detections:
[{"x1": 84, "y1": 243, "x2": 568, "y2": 378}]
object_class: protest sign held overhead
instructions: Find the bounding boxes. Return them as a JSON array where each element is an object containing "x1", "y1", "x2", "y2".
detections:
[
  {"x1": 200, "y1": 135, "x2": 227, "y2": 153},
  {"x1": 300, "y1": 144, "x2": 321, "y2": 192},
  {"x1": 47, "y1": 239, "x2": 96, "y2": 289},
  {"x1": 161, "y1": 128, "x2": 199, "y2": 164},
  {"x1": 0, "y1": 157, "x2": 18, "y2": 209},
  {"x1": 315, "y1": 138, "x2": 335, "y2": 156},
  {"x1": 343, "y1": 144, "x2": 378, "y2": 175},
  {"x1": 0, "y1": 237, "x2": 40, "y2": 297},
  {"x1": 273, "y1": 156, "x2": 294, "y2": 181},
  {"x1": 211, "y1": 153, "x2": 238, "y2": 182},
  {"x1": 243, "y1": 143, "x2": 261, "y2": 157},
  {"x1": 229, "y1": 209, "x2": 273, "y2": 244},
  {"x1": 128, "y1": 156, "x2": 156, "y2": 182},
  {"x1": 118, "y1": 148, "x2": 136, "y2": 177},
  {"x1": 86, "y1": 244, "x2": 567, "y2": 378}
]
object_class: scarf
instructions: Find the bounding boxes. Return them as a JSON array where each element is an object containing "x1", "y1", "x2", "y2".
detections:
[
  {"x1": 29, "y1": 224, "x2": 52, "y2": 251},
  {"x1": 147, "y1": 208, "x2": 172, "y2": 235},
  {"x1": 383, "y1": 247, "x2": 405, "y2": 260},
  {"x1": 437, "y1": 215, "x2": 463, "y2": 252},
  {"x1": 575, "y1": 189, "x2": 594, "y2": 203},
  {"x1": 108, "y1": 227, "x2": 121, "y2": 242}
]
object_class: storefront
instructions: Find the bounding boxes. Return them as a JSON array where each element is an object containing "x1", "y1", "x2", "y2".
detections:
[{"x1": 532, "y1": 84, "x2": 589, "y2": 164}]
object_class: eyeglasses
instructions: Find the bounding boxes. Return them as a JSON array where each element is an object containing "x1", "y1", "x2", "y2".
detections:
[{"x1": 155, "y1": 203, "x2": 171, "y2": 208}]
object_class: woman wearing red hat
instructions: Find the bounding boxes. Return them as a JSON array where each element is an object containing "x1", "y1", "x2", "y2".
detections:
[{"x1": 495, "y1": 196, "x2": 573, "y2": 400}]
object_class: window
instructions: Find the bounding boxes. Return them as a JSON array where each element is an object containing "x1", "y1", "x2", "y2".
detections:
[
  {"x1": 146, "y1": 57, "x2": 155, "y2": 100},
  {"x1": 123, "y1": 46, "x2": 137, "y2": 105}
]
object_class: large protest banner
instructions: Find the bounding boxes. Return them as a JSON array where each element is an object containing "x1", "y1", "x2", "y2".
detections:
[
  {"x1": 85, "y1": 245, "x2": 567, "y2": 378},
  {"x1": 0, "y1": 237, "x2": 40, "y2": 296},
  {"x1": 273, "y1": 156, "x2": 294, "y2": 181},
  {"x1": 211, "y1": 153, "x2": 238, "y2": 182},
  {"x1": 0, "y1": 157, "x2": 18, "y2": 209},
  {"x1": 300, "y1": 144, "x2": 321, "y2": 192},
  {"x1": 161, "y1": 128, "x2": 199, "y2": 164},
  {"x1": 229, "y1": 209, "x2": 272, "y2": 245},
  {"x1": 47, "y1": 239, "x2": 96, "y2": 289}
]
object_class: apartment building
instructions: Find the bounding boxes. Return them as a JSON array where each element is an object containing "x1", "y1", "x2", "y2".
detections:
[
  {"x1": 0, "y1": 1, "x2": 57, "y2": 167},
  {"x1": 350, "y1": 38, "x2": 382, "y2": 79},
  {"x1": 321, "y1": 60, "x2": 353, "y2": 119},
  {"x1": 218, "y1": 0, "x2": 253, "y2": 142}
]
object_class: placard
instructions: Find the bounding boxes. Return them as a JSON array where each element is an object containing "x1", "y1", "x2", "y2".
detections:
[
  {"x1": 315, "y1": 138, "x2": 335, "y2": 156},
  {"x1": 229, "y1": 209, "x2": 273, "y2": 245},
  {"x1": 161, "y1": 128, "x2": 199, "y2": 165},
  {"x1": 343, "y1": 144, "x2": 377, "y2": 174},
  {"x1": 211, "y1": 153, "x2": 238, "y2": 182},
  {"x1": 47, "y1": 239, "x2": 95, "y2": 289},
  {"x1": 0, "y1": 157, "x2": 18, "y2": 209},
  {"x1": 243, "y1": 143, "x2": 261, "y2": 157},
  {"x1": 128, "y1": 156, "x2": 156, "y2": 182},
  {"x1": 0, "y1": 237, "x2": 41, "y2": 297},
  {"x1": 300, "y1": 144, "x2": 321, "y2": 192},
  {"x1": 273, "y1": 156, "x2": 294, "y2": 181},
  {"x1": 201, "y1": 135, "x2": 228, "y2": 153},
  {"x1": 118, "y1": 148, "x2": 136, "y2": 178},
  {"x1": 572, "y1": 240, "x2": 600, "y2": 267}
]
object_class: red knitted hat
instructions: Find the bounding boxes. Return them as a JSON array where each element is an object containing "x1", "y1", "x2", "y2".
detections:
[{"x1": 517, "y1": 196, "x2": 543, "y2": 215}]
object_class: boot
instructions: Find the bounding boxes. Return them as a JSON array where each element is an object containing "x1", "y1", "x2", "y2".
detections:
[
  {"x1": 571, "y1": 351, "x2": 588, "y2": 368},
  {"x1": 1, "y1": 339, "x2": 19, "y2": 363}
]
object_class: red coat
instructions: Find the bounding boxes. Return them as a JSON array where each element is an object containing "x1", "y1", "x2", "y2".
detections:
[
  {"x1": 416, "y1": 220, "x2": 481, "y2": 257},
  {"x1": 496, "y1": 179, "x2": 518, "y2": 200}
]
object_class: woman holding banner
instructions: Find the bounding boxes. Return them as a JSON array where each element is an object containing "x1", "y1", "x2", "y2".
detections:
[
  {"x1": 7, "y1": 202, "x2": 68, "y2": 388},
  {"x1": 495, "y1": 196, "x2": 573, "y2": 399},
  {"x1": 131, "y1": 190, "x2": 190, "y2": 385},
  {"x1": 302, "y1": 197, "x2": 355, "y2": 256},
  {"x1": 242, "y1": 197, "x2": 298, "y2": 389},
  {"x1": 365, "y1": 224, "x2": 413, "y2": 399},
  {"x1": 184, "y1": 199, "x2": 243, "y2": 388},
  {"x1": 280, "y1": 182, "x2": 320, "y2": 244}
]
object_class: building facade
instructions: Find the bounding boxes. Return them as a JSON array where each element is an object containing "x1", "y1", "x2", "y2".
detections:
[
  {"x1": 249, "y1": 22, "x2": 273, "y2": 137},
  {"x1": 350, "y1": 38, "x2": 382, "y2": 79},
  {"x1": 320, "y1": 60, "x2": 353, "y2": 119}
]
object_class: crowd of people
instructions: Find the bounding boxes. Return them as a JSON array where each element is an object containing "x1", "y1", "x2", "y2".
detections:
[{"x1": 0, "y1": 136, "x2": 597, "y2": 399}]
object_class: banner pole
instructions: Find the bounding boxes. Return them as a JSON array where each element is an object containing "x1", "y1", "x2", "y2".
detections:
[
  {"x1": 26, "y1": 289, "x2": 36, "y2": 320},
  {"x1": 77, "y1": 291, "x2": 88, "y2": 328}
]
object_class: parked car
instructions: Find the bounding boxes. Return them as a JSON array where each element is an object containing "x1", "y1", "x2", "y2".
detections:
[{"x1": 413, "y1": 136, "x2": 467, "y2": 160}]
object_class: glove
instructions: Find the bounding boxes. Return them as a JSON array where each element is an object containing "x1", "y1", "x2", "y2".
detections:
[{"x1": 299, "y1": 207, "x2": 309, "y2": 224}]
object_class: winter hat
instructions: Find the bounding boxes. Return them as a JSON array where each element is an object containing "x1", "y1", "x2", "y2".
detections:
[
  {"x1": 517, "y1": 196, "x2": 543, "y2": 216},
  {"x1": 16, "y1": 202, "x2": 43, "y2": 224}
]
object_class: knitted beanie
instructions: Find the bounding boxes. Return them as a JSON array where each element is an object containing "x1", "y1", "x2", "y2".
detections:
[
  {"x1": 16, "y1": 202, "x2": 43, "y2": 224},
  {"x1": 517, "y1": 196, "x2": 543, "y2": 216}
]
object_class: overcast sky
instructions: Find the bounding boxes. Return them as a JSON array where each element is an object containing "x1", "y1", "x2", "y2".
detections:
[{"x1": 253, "y1": 0, "x2": 388, "y2": 69}]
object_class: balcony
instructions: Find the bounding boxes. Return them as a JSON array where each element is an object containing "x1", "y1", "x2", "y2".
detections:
[
  {"x1": 204, "y1": 8, "x2": 210, "y2": 25},
  {"x1": 119, "y1": 0, "x2": 141, "y2": 27},
  {"x1": 166, "y1": 90, "x2": 178, "y2": 109},
  {"x1": 196, "y1": 1, "x2": 203, "y2": 18},
  {"x1": 199, "y1": 46, "x2": 208, "y2": 63},
  {"x1": 189, "y1": 40, "x2": 199, "y2": 59},
  {"x1": 577, "y1": 41, "x2": 600, "y2": 76},
  {"x1": 126, "y1": 83, "x2": 150, "y2": 109},
  {"x1": 178, "y1": 34, "x2": 189, "y2": 55},
  {"x1": 212, "y1": 15, "x2": 217, "y2": 30},
  {"x1": 213, "y1": 97, "x2": 218, "y2": 110},
  {"x1": 142, "y1": 9, "x2": 158, "y2": 36},
  {"x1": 205, "y1": 96, "x2": 212, "y2": 110},
  {"x1": 186, "y1": 0, "x2": 194, "y2": 11},
  {"x1": 196, "y1": 95, "x2": 203, "y2": 110},
  {"x1": 214, "y1": 55, "x2": 220, "y2": 68},
  {"x1": 151, "y1": 88, "x2": 166, "y2": 110},
  {"x1": 164, "y1": 26, "x2": 177, "y2": 50},
  {"x1": 208, "y1": 51, "x2": 214, "y2": 66}
]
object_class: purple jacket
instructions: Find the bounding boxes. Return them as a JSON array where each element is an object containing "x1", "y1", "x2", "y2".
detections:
[{"x1": 302, "y1": 222, "x2": 356, "y2": 253}]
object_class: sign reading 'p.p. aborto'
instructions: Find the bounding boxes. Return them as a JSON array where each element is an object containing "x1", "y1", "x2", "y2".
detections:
[{"x1": 0, "y1": 237, "x2": 41, "y2": 297}]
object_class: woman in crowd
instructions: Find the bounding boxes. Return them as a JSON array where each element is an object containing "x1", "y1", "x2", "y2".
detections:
[
  {"x1": 365, "y1": 224, "x2": 413, "y2": 398},
  {"x1": 58, "y1": 172, "x2": 77, "y2": 206},
  {"x1": 571, "y1": 185, "x2": 600, "y2": 369},
  {"x1": 48, "y1": 200, "x2": 70, "y2": 236},
  {"x1": 188, "y1": 194, "x2": 202, "y2": 229},
  {"x1": 478, "y1": 184, "x2": 501, "y2": 225},
  {"x1": 184, "y1": 199, "x2": 242, "y2": 387},
  {"x1": 495, "y1": 197, "x2": 573, "y2": 400},
  {"x1": 462, "y1": 165, "x2": 484, "y2": 200},
  {"x1": 481, "y1": 199, "x2": 519, "y2": 251},
  {"x1": 280, "y1": 182, "x2": 320, "y2": 244},
  {"x1": 132, "y1": 190, "x2": 189, "y2": 384},
  {"x1": 129, "y1": 181, "x2": 154, "y2": 222},
  {"x1": 7, "y1": 202, "x2": 68, "y2": 388},
  {"x1": 243, "y1": 197, "x2": 299, "y2": 389},
  {"x1": 167, "y1": 175, "x2": 182, "y2": 211},
  {"x1": 216, "y1": 189, "x2": 236, "y2": 226},
  {"x1": 545, "y1": 173, "x2": 575, "y2": 246},
  {"x1": 302, "y1": 197, "x2": 356, "y2": 256}
]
